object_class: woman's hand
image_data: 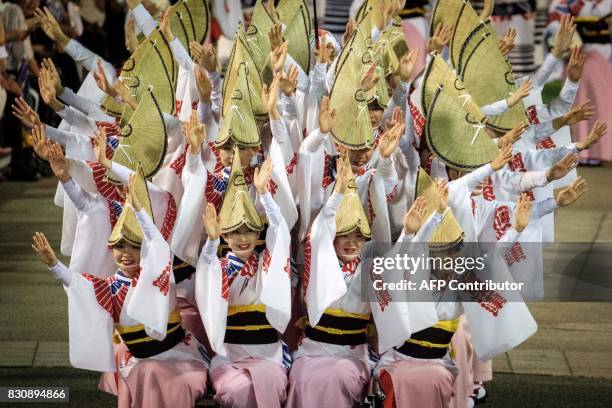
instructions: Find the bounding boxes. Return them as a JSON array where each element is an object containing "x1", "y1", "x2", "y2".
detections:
[
  {"x1": 203, "y1": 203, "x2": 221, "y2": 241},
  {"x1": 32, "y1": 232, "x2": 58, "y2": 267},
  {"x1": 254, "y1": 157, "x2": 273, "y2": 194},
  {"x1": 404, "y1": 196, "x2": 428, "y2": 234}
]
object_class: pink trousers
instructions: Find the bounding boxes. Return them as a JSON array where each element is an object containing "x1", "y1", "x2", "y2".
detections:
[
  {"x1": 285, "y1": 356, "x2": 370, "y2": 408},
  {"x1": 210, "y1": 359, "x2": 288, "y2": 408}
]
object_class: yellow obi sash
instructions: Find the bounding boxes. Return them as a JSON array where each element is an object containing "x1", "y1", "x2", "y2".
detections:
[
  {"x1": 224, "y1": 304, "x2": 279, "y2": 345},
  {"x1": 305, "y1": 308, "x2": 371, "y2": 346},
  {"x1": 115, "y1": 309, "x2": 185, "y2": 359},
  {"x1": 396, "y1": 318, "x2": 460, "y2": 359}
]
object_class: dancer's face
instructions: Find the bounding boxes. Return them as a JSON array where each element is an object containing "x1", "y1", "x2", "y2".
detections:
[
  {"x1": 347, "y1": 148, "x2": 373, "y2": 172},
  {"x1": 218, "y1": 142, "x2": 259, "y2": 168},
  {"x1": 223, "y1": 225, "x2": 259, "y2": 262},
  {"x1": 368, "y1": 107, "x2": 384, "y2": 128},
  {"x1": 112, "y1": 242, "x2": 141, "y2": 276},
  {"x1": 334, "y1": 230, "x2": 367, "y2": 263}
]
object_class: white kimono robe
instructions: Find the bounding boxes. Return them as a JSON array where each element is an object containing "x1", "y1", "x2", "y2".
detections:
[
  {"x1": 194, "y1": 192, "x2": 292, "y2": 370},
  {"x1": 171, "y1": 141, "x2": 298, "y2": 267},
  {"x1": 296, "y1": 129, "x2": 397, "y2": 242},
  {"x1": 48, "y1": 208, "x2": 205, "y2": 375}
]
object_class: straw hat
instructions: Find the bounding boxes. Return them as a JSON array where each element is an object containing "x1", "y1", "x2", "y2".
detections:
[
  {"x1": 335, "y1": 164, "x2": 372, "y2": 239},
  {"x1": 109, "y1": 88, "x2": 167, "y2": 181},
  {"x1": 108, "y1": 163, "x2": 154, "y2": 247},
  {"x1": 223, "y1": 23, "x2": 266, "y2": 118},
  {"x1": 415, "y1": 167, "x2": 464, "y2": 249},
  {"x1": 218, "y1": 146, "x2": 264, "y2": 234},
  {"x1": 216, "y1": 63, "x2": 261, "y2": 147},
  {"x1": 425, "y1": 84, "x2": 497, "y2": 171}
]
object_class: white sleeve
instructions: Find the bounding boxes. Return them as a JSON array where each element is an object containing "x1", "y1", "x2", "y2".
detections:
[
  {"x1": 459, "y1": 164, "x2": 495, "y2": 192},
  {"x1": 59, "y1": 88, "x2": 103, "y2": 117},
  {"x1": 413, "y1": 210, "x2": 444, "y2": 242},
  {"x1": 44, "y1": 124, "x2": 88, "y2": 147},
  {"x1": 64, "y1": 39, "x2": 113, "y2": 74},
  {"x1": 481, "y1": 99, "x2": 510, "y2": 117},
  {"x1": 131, "y1": 4, "x2": 157, "y2": 37},
  {"x1": 309, "y1": 63, "x2": 327, "y2": 100},
  {"x1": 260, "y1": 192, "x2": 282, "y2": 227},
  {"x1": 532, "y1": 53, "x2": 561, "y2": 87},
  {"x1": 169, "y1": 38, "x2": 195, "y2": 70},
  {"x1": 270, "y1": 119, "x2": 294, "y2": 165},
  {"x1": 200, "y1": 238, "x2": 220, "y2": 262},
  {"x1": 197, "y1": 100, "x2": 213, "y2": 124},
  {"x1": 209, "y1": 71, "x2": 222, "y2": 122},
  {"x1": 135, "y1": 207, "x2": 164, "y2": 242},
  {"x1": 49, "y1": 260, "x2": 73, "y2": 286},
  {"x1": 518, "y1": 171, "x2": 549, "y2": 191},
  {"x1": 61, "y1": 178, "x2": 94, "y2": 211},
  {"x1": 531, "y1": 197, "x2": 558, "y2": 219},
  {"x1": 300, "y1": 128, "x2": 328, "y2": 154},
  {"x1": 376, "y1": 156, "x2": 398, "y2": 195},
  {"x1": 547, "y1": 79, "x2": 579, "y2": 119}
]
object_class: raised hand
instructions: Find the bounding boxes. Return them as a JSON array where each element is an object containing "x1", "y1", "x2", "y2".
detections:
[
  {"x1": 125, "y1": 173, "x2": 143, "y2": 211},
  {"x1": 113, "y1": 79, "x2": 138, "y2": 110},
  {"x1": 203, "y1": 203, "x2": 221, "y2": 241},
  {"x1": 279, "y1": 65, "x2": 299, "y2": 96},
  {"x1": 38, "y1": 69, "x2": 64, "y2": 112},
  {"x1": 546, "y1": 153, "x2": 578, "y2": 182},
  {"x1": 195, "y1": 66, "x2": 212, "y2": 102},
  {"x1": 184, "y1": 110, "x2": 206, "y2": 154},
  {"x1": 360, "y1": 64, "x2": 380, "y2": 92},
  {"x1": 254, "y1": 157, "x2": 273, "y2": 194},
  {"x1": 342, "y1": 19, "x2": 356, "y2": 47},
  {"x1": 567, "y1": 46, "x2": 586, "y2": 83},
  {"x1": 427, "y1": 23, "x2": 453, "y2": 53},
  {"x1": 507, "y1": 79, "x2": 533, "y2": 108},
  {"x1": 48, "y1": 143, "x2": 70, "y2": 182},
  {"x1": 92, "y1": 129, "x2": 111, "y2": 169},
  {"x1": 34, "y1": 7, "x2": 69, "y2": 46},
  {"x1": 491, "y1": 143, "x2": 513, "y2": 170},
  {"x1": 262, "y1": 73, "x2": 281, "y2": 120},
  {"x1": 31, "y1": 124, "x2": 52, "y2": 161},
  {"x1": 404, "y1": 196, "x2": 428, "y2": 234},
  {"x1": 395, "y1": 49, "x2": 419, "y2": 83},
  {"x1": 318, "y1": 96, "x2": 336, "y2": 134},
  {"x1": 577, "y1": 121, "x2": 607, "y2": 151},
  {"x1": 268, "y1": 24, "x2": 283, "y2": 51},
  {"x1": 499, "y1": 27, "x2": 517, "y2": 57},
  {"x1": 556, "y1": 177, "x2": 587, "y2": 207},
  {"x1": 12, "y1": 97, "x2": 41, "y2": 128},
  {"x1": 270, "y1": 41, "x2": 289, "y2": 74},
  {"x1": 190, "y1": 42, "x2": 218, "y2": 72},
  {"x1": 125, "y1": 17, "x2": 139, "y2": 53},
  {"x1": 378, "y1": 122, "x2": 405, "y2": 159},
  {"x1": 41, "y1": 58, "x2": 63, "y2": 96},
  {"x1": 160, "y1": 9, "x2": 174, "y2": 41},
  {"x1": 32, "y1": 232, "x2": 58, "y2": 267},
  {"x1": 514, "y1": 193, "x2": 532, "y2": 233},
  {"x1": 435, "y1": 179, "x2": 449, "y2": 213},
  {"x1": 561, "y1": 101, "x2": 595, "y2": 126},
  {"x1": 499, "y1": 121, "x2": 527, "y2": 147},
  {"x1": 333, "y1": 155, "x2": 350, "y2": 194},
  {"x1": 93, "y1": 59, "x2": 116, "y2": 96},
  {"x1": 315, "y1": 34, "x2": 332, "y2": 65},
  {"x1": 552, "y1": 13, "x2": 576, "y2": 58}
]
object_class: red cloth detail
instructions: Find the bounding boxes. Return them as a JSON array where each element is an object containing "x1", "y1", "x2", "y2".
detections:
[
  {"x1": 152, "y1": 263, "x2": 172, "y2": 296},
  {"x1": 160, "y1": 193, "x2": 177, "y2": 241},
  {"x1": 302, "y1": 231, "x2": 312, "y2": 295},
  {"x1": 169, "y1": 145, "x2": 188, "y2": 176}
]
